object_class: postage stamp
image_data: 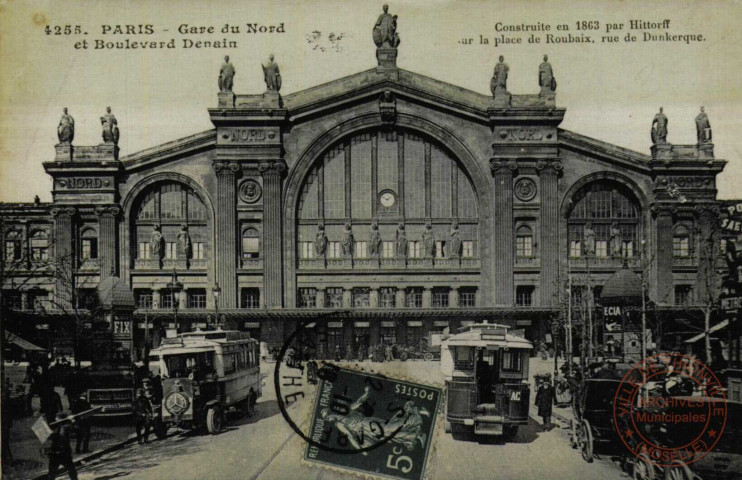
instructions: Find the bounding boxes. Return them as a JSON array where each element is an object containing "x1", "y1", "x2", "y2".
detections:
[
  {"x1": 612, "y1": 353, "x2": 728, "y2": 468},
  {"x1": 303, "y1": 365, "x2": 442, "y2": 480}
]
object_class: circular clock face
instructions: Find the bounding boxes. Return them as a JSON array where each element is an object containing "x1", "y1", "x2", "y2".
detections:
[{"x1": 379, "y1": 191, "x2": 396, "y2": 207}]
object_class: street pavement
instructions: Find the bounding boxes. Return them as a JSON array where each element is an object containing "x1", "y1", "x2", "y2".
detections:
[{"x1": 27, "y1": 357, "x2": 629, "y2": 480}]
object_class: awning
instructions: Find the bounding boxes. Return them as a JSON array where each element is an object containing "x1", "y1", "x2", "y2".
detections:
[
  {"x1": 4, "y1": 331, "x2": 46, "y2": 351},
  {"x1": 684, "y1": 319, "x2": 730, "y2": 343}
]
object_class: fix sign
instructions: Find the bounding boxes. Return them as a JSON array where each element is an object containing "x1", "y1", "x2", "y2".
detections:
[{"x1": 113, "y1": 320, "x2": 131, "y2": 336}]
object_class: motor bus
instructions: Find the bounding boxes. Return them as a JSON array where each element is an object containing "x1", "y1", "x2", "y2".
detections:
[
  {"x1": 148, "y1": 329, "x2": 261, "y2": 434},
  {"x1": 442, "y1": 322, "x2": 533, "y2": 440},
  {"x1": 85, "y1": 344, "x2": 137, "y2": 417}
]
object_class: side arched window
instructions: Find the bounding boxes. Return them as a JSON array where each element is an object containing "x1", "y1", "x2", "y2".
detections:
[
  {"x1": 673, "y1": 225, "x2": 691, "y2": 258},
  {"x1": 242, "y1": 228, "x2": 260, "y2": 259},
  {"x1": 30, "y1": 230, "x2": 49, "y2": 261},
  {"x1": 515, "y1": 225, "x2": 533, "y2": 258},
  {"x1": 4, "y1": 230, "x2": 22, "y2": 262},
  {"x1": 80, "y1": 228, "x2": 98, "y2": 261}
]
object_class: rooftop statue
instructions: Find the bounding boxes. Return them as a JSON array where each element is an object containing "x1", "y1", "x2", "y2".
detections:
[
  {"x1": 490, "y1": 55, "x2": 509, "y2": 96},
  {"x1": 100, "y1": 106, "x2": 119, "y2": 145},
  {"x1": 373, "y1": 4, "x2": 400, "y2": 48},
  {"x1": 696, "y1": 106, "x2": 712, "y2": 144},
  {"x1": 539, "y1": 55, "x2": 557, "y2": 94},
  {"x1": 651, "y1": 107, "x2": 668, "y2": 145},
  {"x1": 57, "y1": 108, "x2": 74, "y2": 144},
  {"x1": 262, "y1": 54, "x2": 282, "y2": 92},
  {"x1": 219, "y1": 55, "x2": 235, "y2": 93}
]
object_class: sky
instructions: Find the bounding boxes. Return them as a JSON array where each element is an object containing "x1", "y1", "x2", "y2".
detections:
[{"x1": 1, "y1": 0, "x2": 741, "y2": 201}]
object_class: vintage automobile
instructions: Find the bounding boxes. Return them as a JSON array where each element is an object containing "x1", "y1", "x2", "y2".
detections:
[
  {"x1": 443, "y1": 322, "x2": 533, "y2": 440},
  {"x1": 148, "y1": 329, "x2": 261, "y2": 434}
]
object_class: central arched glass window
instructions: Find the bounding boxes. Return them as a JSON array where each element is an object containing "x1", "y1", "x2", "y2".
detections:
[
  {"x1": 567, "y1": 182, "x2": 640, "y2": 258},
  {"x1": 133, "y1": 182, "x2": 208, "y2": 261}
]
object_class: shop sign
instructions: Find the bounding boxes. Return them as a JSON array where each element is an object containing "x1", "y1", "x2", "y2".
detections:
[
  {"x1": 244, "y1": 322, "x2": 261, "y2": 329},
  {"x1": 327, "y1": 321, "x2": 343, "y2": 328},
  {"x1": 433, "y1": 321, "x2": 450, "y2": 327},
  {"x1": 381, "y1": 321, "x2": 396, "y2": 328},
  {"x1": 407, "y1": 320, "x2": 423, "y2": 327},
  {"x1": 516, "y1": 320, "x2": 531, "y2": 326},
  {"x1": 354, "y1": 321, "x2": 370, "y2": 328},
  {"x1": 603, "y1": 306, "x2": 623, "y2": 317},
  {"x1": 721, "y1": 297, "x2": 742, "y2": 311}
]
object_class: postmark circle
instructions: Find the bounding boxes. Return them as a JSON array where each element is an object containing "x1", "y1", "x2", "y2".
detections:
[
  {"x1": 612, "y1": 353, "x2": 727, "y2": 468},
  {"x1": 274, "y1": 315, "x2": 411, "y2": 455}
]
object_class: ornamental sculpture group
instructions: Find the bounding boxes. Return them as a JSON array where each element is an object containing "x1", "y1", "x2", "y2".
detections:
[
  {"x1": 149, "y1": 225, "x2": 192, "y2": 262},
  {"x1": 651, "y1": 106, "x2": 712, "y2": 146},
  {"x1": 56, "y1": 107, "x2": 120, "y2": 146},
  {"x1": 582, "y1": 222, "x2": 625, "y2": 259},
  {"x1": 489, "y1": 55, "x2": 557, "y2": 98},
  {"x1": 218, "y1": 54, "x2": 281, "y2": 93},
  {"x1": 313, "y1": 221, "x2": 463, "y2": 260}
]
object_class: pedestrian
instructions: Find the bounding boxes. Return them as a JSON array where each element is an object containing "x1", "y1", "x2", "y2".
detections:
[
  {"x1": 535, "y1": 377, "x2": 554, "y2": 431},
  {"x1": 357, "y1": 344, "x2": 365, "y2": 362},
  {"x1": 385, "y1": 344, "x2": 394, "y2": 362},
  {"x1": 345, "y1": 344, "x2": 353, "y2": 361},
  {"x1": 133, "y1": 388, "x2": 153, "y2": 444},
  {"x1": 70, "y1": 394, "x2": 92, "y2": 454},
  {"x1": 41, "y1": 386, "x2": 63, "y2": 424},
  {"x1": 307, "y1": 360, "x2": 318, "y2": 385},
  {"x1": 334, "y1": 345, "x2": 342, "y2": 362},
  {"x1": 47, "y1": 413, "x2": 78, "y2": 480}
]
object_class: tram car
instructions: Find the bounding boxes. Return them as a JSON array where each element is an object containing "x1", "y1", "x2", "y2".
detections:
[
  {"x1": 443, "y1": 322, "x2": 533, "y2": 440},
  {"x1": 148, "y1": 329, "x2": 262, "y2": 434}
]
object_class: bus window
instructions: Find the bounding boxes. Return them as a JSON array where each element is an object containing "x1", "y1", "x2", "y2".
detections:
[
  {"x1": 148, "y1": 355, "x2": 160, "y2": 376},
  {"x1": 164, "y1": 353, "x2": 215, "y2": 379},
  {"x1": 224, "y1": 353, "x2": 236, "y2": 375},
  {"x1": 501, "y1": 350, "x2": 521, "y2": 372},
  {"x1": 454, "y1": 347, "x2": 474, "y2": 370}
]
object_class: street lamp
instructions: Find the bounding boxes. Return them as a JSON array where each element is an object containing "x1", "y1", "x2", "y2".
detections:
[
  {"x1": 212, "y1": 283, "x2": 221, "y2": 329},
  {"x1": 167, "y1": 269, "x2": 183, "y2": 334}
]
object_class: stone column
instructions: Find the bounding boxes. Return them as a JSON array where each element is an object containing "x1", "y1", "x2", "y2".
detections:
[
  {"x1": 491, "y1": 160, "x2": 515, "y2": 305},
  {"x1": 450, "y1": 288, "x2": 460, "y2": 308},
  {"x1": 655, "y1": 207, "x2": 674, "y2": 304},
  {"x1": 96, "y1": 205, "x2": 120, "y2": 278},
  {"x1": 343, "y1": 288, "x2": 353, "y2": 308},
  {"x1": 260, "y1": 162, "x2": 287, "y2": 308},
  {"x1": 539, "y1": 161, "x2": 561, "y2": 306},
  {"x1": 370, "y1": 288, "x2": 379, "y2": 308},
  {"x1": 422, "y1": 288, "x2": 432, "y2": 308},
  {"x1": 180, "y1": 288, "x2": 188, "y2": 310},
  {"x1": 695, "y1": 205, "x2": 716, "y2": 302},
  {"x1": 51, "y1": 207, "x2": 75, "y2": 308},
  {"x1": 396, "y1": 288, "x2": 406, "y2": 308},
  {"x1": 316, "y1": 289, "x2": 326, "y2": 309},
  {"x1": 152, "y1": 288, "x2": 161, "y2": 309},
  {"x1": 214, "y1": 161, "x2": 240, "y2": 308}
]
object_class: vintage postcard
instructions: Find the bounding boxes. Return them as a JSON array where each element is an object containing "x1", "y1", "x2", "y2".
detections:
[{"x1": 1, "y1": 1, "x2": 742, "y2": 479}]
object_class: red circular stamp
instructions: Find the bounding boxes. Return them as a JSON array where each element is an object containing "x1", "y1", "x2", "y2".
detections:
[{"x1": 612, "y1": 353, "x2": 727, "y2": 468}]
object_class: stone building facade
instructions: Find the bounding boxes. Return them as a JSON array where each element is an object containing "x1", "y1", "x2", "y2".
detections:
[{"x1": 0, "y1": 33, "x2": 733, "y2": 359}]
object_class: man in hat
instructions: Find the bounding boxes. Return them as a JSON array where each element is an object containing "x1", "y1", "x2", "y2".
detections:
[
  {"x1": 47, "y1": 412, "x2": 78, "y2": 479},
  {"x1": 535, "y1": 375, "x2": 554, "y2": 431},
  {"x1": 70, "y1": 393, "x2": 92, "y2": 453},
  {"x1": 133, "y1": 388, "x2": 153, "y2": 444}
]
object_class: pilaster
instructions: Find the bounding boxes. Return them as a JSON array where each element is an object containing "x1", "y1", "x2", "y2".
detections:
[
  {"x1": 654, "y1": 206, "x2": 675, "y2": 304},
  {"x1": 95, "y1": 205, "x2": 121, "y2": 278},
  {"x1": 260, "y1": 161, "x2": 287, "y2": 308},
  {"x1": 491, "y1": 159, "x2": 516, "y2": 305},
  {"x1": 538, "y1": 160, "x2": 562, "y2": 306},
  {"x1": 51, "y1": 207, "x2": 76, "y2": 308},
  {"x1": 214, "y1": 161, "x2": 240, "y2": 308}
]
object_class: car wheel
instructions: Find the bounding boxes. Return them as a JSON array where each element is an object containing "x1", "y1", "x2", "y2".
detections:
[{"x1": 206, "y1": 406, "x2": 223, "y2": 434}]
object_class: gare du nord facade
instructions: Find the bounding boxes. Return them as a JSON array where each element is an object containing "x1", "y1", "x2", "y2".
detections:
[{"x1": 1, "y1": 41, "x2": 733, "y2": 364}]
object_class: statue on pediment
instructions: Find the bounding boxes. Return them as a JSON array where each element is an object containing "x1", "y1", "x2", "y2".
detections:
[
  {"x1": 422, "y1": 222, "x2": 436, "y2": 258},
  {"x1": 314, "y1": 224, "x2": 328, "y2": 256},
  {"x1": 539, "y1": 55, "x2": 557, "y2": 94},
  {"x1": 610, "y1": 223, "x2": 622, "y2": 258},
  {"x1": 101, "y1": 107, "x2": 119, "y2": 145},
  {"x1": 696, "y1": 106, "x2": 712, "y2": 144},
  {"x1": 342, "y1": 223, "x2": 354, "y2": 257},
  {"x1": 583, "y1": 223, "x2": 596, "y2": 256},
  {"x1": 369, "y1": 221, "x2": 382, "y2": 257},
  {"x1": 449, "y1": 221, "x2": 462, "y2": 258},
  {"x1": 262, "y1": 54, "x2": 282, "y2": 92},
  {"x1": 57, "y1": 108, "x2": 74, "y2": 144},
  {"x1": 491, "y1": 56, "x2": 509, "y2": 96},
  {"x1": 373, "y1": 4, "x2": 400, "y2": 48},
  {"x1": 177, "y1": 225, "x2": 192, "y2": 259},
  {"x1": 150, "y1": 225, "x2": 164, "y2": 259},
  {"x1": 219, "y1": 55, "x2": 235, "y2": 92},
  {"x1": 651, "y1": 107, "x2": 668, "y2": 145},
  {"x1": 396, "y1": 223, "x2": 407, "y2": 259}
]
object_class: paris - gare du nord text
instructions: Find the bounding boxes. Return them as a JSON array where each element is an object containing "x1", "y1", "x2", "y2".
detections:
[{"x1": 0, "y1": 25, "x2": 734, "y2": 369}]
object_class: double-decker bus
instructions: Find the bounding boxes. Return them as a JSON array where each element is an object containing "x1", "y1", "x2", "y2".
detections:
[{"x1": 148, "y1": 329, "x2": 262, "y2": 434}]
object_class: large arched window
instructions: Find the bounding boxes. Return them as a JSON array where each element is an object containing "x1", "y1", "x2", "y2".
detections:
[
  {"x1": 567, "y1": 182, "x2": 640, "y2": 258},
  {"x1": 4, "y1": 230, "x2": 22, "y2": 262},
  {"x1": 132, "y1": 182, "x2": 209, "y2": 265},
  {"x1": 296, "y1": 129, "x2": 479, "y2": 265}
]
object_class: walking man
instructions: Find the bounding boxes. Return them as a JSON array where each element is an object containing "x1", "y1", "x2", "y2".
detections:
[
  {"x1": 47, "y1": 413, "x2": 78, "y2": 480},
  {"x1": 133, "y1": 388, "x2": 153, "y2": 444},
  {"x1": 535, "y1": 376, "x2": 554, "y2": 431}
]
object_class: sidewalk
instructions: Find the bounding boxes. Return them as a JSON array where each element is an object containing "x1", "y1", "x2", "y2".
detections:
[
  {"x1": 2, "y1": 387, "x2": 133, "y2": 480},
  {"x1": 528, "y1": 356, "x2": 575, "y2": 426}
]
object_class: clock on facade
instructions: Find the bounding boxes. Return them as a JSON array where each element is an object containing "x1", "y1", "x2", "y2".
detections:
[{"x1": 379, "y1": 190, "x2": 396, "y2": 207}]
